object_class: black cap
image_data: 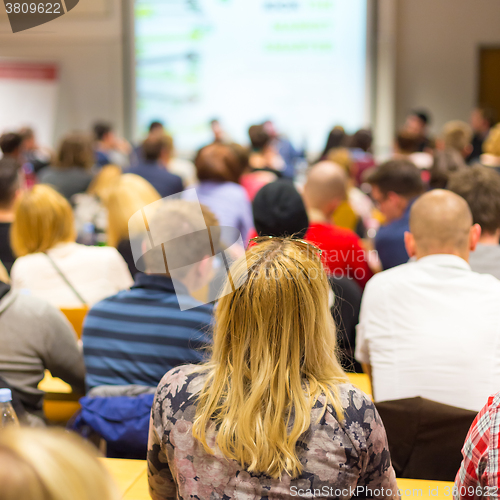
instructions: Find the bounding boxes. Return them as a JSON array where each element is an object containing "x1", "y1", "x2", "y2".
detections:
[{"x1": 252, "y1": 179, "x2": 309, "y2": 239}]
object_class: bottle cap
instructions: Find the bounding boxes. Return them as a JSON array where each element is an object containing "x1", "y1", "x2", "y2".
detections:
[{"x1": 0, "y1": 388, "x2": 12, "y2": 403}]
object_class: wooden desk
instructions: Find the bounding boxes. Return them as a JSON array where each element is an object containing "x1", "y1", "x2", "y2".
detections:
[{"x1": 102, "y1": 458, "x2": 455, "y2": 500}]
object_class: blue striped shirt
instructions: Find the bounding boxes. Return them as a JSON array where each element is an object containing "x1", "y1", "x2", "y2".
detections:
[{"x1": 82, "y1": 274, "x2": 213, "y2": 389}]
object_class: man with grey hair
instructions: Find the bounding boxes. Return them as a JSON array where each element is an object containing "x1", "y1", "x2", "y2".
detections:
[
  {"x1": 82, "y1": 200, "x2": 218, "y2": 390},
  {"x1": 302, "y1": 161, "x2": 373, "y2": 288},
  {"x1": 355, "y1": 189, "x2": 500, "y2": 412}
]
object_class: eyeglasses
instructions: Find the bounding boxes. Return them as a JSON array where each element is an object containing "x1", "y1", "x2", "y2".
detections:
[{"x1": 249, "y1": 235, "x2": 323, "y2": 259}]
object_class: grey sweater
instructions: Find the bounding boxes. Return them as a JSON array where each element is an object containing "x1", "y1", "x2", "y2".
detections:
[{"x1": 0, "y1": 286, "x2": 85, "y2": 412}]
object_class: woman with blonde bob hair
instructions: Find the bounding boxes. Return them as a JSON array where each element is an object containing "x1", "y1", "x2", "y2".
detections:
[
  {"x1": 10, "y1": 184, "x2": 133, "y2": 307},
  {"x1": 104, "y1": 174, "x2": 161, "y2": 276},
  {"x1": 0, "y1": 428, "x2": 120, "y2": 500},
  {"x1": 148, "y1": 238, "x2": 398, "y2": 499}
]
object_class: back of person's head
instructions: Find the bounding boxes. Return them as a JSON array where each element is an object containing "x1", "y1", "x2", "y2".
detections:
[
  {"x1": 86, "y1": 164, "x2": 122, "y2": 203},
  {"x1": 327, "y1": 147, "x2": 353, "y2": 175},
  {"x1": 0, "y1": 133, "x2": 23, "y2": 156},
  {"x1": 195, "y1": 142, "x2": 246, "y2": 183},
  {"x1": 11, "y1": 184, "x2": 75, "y2": 256},
  {"x1": 411, "y1": 109, "x2": 431, "y2": 127},
  {"x1": 484, "y1": 124, "x2": 500, "y2": 158},
  {"x1": 93, "y1": 122, "x2": 113, "y2": 142},
  {"x1": 350, "y1": 129, "x2": 373, "y2": 152},
  {"x1": 253, "y1": 180, "x2": 309, "y2": 238},
  {"x1": 0, "y1": 428, "x2": 120, "y2": 500},
  {"x1": 396, "y1": 130, "x2": 420, "y2": 154},
  {"x1": 475, "y1": 107, "x2": 497, "y2": 129},
  {"x1": 408, "y1": 189, "x2": 474, "y2": 257},
  {"x1": 303, "y1": 161, "x2": 348, "y2": 213},
  {"x1": 149, "y1": 121, "x2": 164, "y2": 133},
  {"x1": 141, "y1": 200, "x2": 219, "y2": 278},
  {"x1": 141, "y1": 136, "x2": 165, "y2": 162},
  {"x1": 429, "y1": 149, "x2": 467, "y2": 190},
  {"x1": 192, "y1": 237, "x2": 346, "y2": 479},
  {"x1": 159, "y1": 133, "x2": 174, "y2": 159},
  {"x1": 56, "y1": 132, "x2": 94, "y2": 170},
  {"x1": 248, "y1": 124, "x2": 271, "y2": 151},
  {"x1": 320, "y1": 126, "x2": 346, "y2": 159},
  {"x1": 442, "y1": 120, "x2": 473, "y2": 153},
  {"x1": 0, "y1": 158, "x2": 20, "y2": 209},
  {"x1": 448, "y1": 166, "x2": 500, "y2": 236},
  {"x1": 366, "y1": 159, "x2": 424, "y2": 198},
  {"x1": 105, "y1": 173, "x2": 161, "y2": 247}
]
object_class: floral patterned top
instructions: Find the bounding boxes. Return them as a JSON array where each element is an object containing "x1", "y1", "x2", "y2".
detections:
[{"x1": 148, "y1": 365, "x2": 399, "y2": 500}]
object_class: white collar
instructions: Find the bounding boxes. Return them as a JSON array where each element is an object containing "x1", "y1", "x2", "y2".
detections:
[{"x1": 416, "y1": 254, "x2": 471, "y2": 271}]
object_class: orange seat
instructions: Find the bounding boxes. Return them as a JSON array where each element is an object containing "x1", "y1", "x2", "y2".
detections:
[{"x1": 60, "y1": 307, "x2": 89, "y2": 339}]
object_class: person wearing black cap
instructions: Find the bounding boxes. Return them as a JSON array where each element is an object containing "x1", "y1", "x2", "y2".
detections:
[{"x1": 252, "y1": 179, "x2": 363, "y2": 372}]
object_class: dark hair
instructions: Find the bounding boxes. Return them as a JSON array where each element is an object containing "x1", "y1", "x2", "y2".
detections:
[
  {"x1": 0, "y1": 133, "x2": 23, "y2": 155},
  {"x1": 366, "y1": 159, "x2": 424, "y2": 198},
  {"x1": 429, "y1": 149, "x2": 467, "y2": 190},
  {"x1": 57, "y1": 132, "x2": 94, "y2": 170},
  {"x1": 142, "y1": 137, "x2": 165, "y2": 162},
  {"x1": 0, "y1": 157, "x2": 20, "y2": 207},
  {"x1": 93, "y1": 122, "x2": 113, "y2": 141},
  {"x1": 19, "y1": 127, "x2": 34, "y2": 142},
  {"x1": 396, "y1": 130, "x2": 420, "y2": 154},
  {"x1": 411, "y1": 109, "x2": 431, "y2": 126},
  {"x1": 149, "y1": 121, "x2": 164, "y2": 133},
  {"x1": 319, "y1": 127, "x2": 347, "y2": 160},
  {"x1": 195, "y1": 143, "x2": 246, "y2": 183},
  {"x1": 448, "y1": 166, "x2": 500, "y2": 235},
  {"x1": 248, "y1": 125, "x2": 271, "y2": 151},
  {"x1": 477, "y1": 107, "x2": 497, "y2": 129},
  {"x1": 351, "y1": 129, "x2": 373, "y2": 152}
]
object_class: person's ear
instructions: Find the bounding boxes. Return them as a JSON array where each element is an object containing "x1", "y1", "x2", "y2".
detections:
[
  {"x1": 404, "y1": 231, "x2": 417, "y2": 258},
  {"x1": 469, "y1": 224, "x2": 481, "y2": 252}
]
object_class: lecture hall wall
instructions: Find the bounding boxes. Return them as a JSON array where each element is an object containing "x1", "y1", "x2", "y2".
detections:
[{"x1": 0, "y1": 0, "x2": 500, "y2": 147}]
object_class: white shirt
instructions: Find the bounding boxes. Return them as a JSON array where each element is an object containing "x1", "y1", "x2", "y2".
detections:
[
  {"x1": 355, "y1": 254, "x2": 500, "y2": 412},
  {"x1": 11, "y1": 242, "x2": 134, "y2": 308}
]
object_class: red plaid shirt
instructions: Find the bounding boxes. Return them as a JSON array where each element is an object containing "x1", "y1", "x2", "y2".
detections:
[{"x1": 455, "y1": 392, "x2": 500, "y2": 499}]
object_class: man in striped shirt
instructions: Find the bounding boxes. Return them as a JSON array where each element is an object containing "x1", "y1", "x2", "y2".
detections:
[{"x1": 82, "y1": 200, "x2": 219, "y2": 389}]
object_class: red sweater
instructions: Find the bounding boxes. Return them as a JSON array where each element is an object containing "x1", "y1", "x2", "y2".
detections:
[{"x1": 305, "y1": 222, "x2": 373, "y2": 288}]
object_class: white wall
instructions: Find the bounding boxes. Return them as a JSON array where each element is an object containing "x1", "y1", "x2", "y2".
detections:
[
  {"x1": 0, "y1": 0, "x2": 124, "y2": 147},
  {"x1": 395, "y1": 0, "x2": 500, "y2": 135}
]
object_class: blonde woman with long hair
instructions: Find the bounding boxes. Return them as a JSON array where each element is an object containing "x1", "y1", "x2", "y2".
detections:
[
  {"x1": 0, "y1": 428, "x2": 120, "y2": 500},
  {"x1": 148, "y1": 238, "x2": 398, "y2": 499}
]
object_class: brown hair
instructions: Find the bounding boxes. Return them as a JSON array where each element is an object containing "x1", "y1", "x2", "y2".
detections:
[
  {"x1": 396, "y1": 130, "x2": 420, "y2": 154},
  {"x1": 448, "y1": 166, "x2": 500, "y2": 235},
  {"x1": 56, "y1": 133, "x2": 94, "y2": 170},
  {"x1": 366, "y1": 159, "x2": 424, "y2": 198},
  {"x1": 142, "y1": 134, "x2": 173, "y2": 162},
  {"x1": 442, "y1": 121, "x2": 473, "y2": 152},
  {"x1": 195, "y1": 143, "x2": 246, "y2": 183},
  {"x1": 248, "y1": 125, "x2": 271, "y2": 150}
]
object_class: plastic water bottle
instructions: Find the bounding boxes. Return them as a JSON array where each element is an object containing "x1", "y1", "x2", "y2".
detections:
[{"x1": 0, "y1": 389, "x2": 20, "y2": 428}]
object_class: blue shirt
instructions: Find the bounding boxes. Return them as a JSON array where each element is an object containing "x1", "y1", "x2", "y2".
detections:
[
  {"x1": 127, "y1": 161, "x2": 184, "y2": 198},
  {"x1": 375, "y1": 201, "x2": 414, "y2": 270},
  {"x1": 82, "y1": 274, "x2": 213, "y2": 389}
]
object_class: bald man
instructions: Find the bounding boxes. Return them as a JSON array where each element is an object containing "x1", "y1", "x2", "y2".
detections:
[
  {"x1": 302, "y1": 161, "x2": 373, "y2": 288},
  {"x1": 355, "y1": 190, "x2": 500, "y2": 412}
]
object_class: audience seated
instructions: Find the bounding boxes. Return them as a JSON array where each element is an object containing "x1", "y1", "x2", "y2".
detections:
[
  {"x1": 367, "y1": 160, "x2": 424, "y2": 270},
  {"x1": 19, "y1": 126, "x2": 52, "y2": 174},
  {"x1": 72, "y1": 164, "x2": 122, "y2": 244},
  {"x1": 240, "y1": 124, "x2": 284, "y2": 200},
  {"x1": 302, "y1": 161, "x2": 373, "y2": 287},
  {"x1": 129, "y1": 120, "x2": 165, "y2": 166},
  {"x1": 157, "y1": 133, "x2": 197, "y2": 187},
  {"x1": 448, "y1": 166, "x2": 500, "y2": 279},
  {"x1": 0, "y1": 279, "x2": 84, "y2": 422},
  {"x1": 0, "y1": 132, "x2": 23, "y2": 162},
  {"x1": 82, "y1": 200, "x2": 216, "y2": 390},
  {"x1": 403, "y1": 109, "x2": 434, "y2": 152},
  {"x1": 0, "y1": 428, "x2": 120, "y2": 500},
  {"x1": 127, "y1": 135, "x2": 183, "y2": 198},
  {"x1": 39, "y1": 132, "x2": 95, "y2": 201},
  {"x1": 455, "y1": 392, "x2": 500, "y2": 496},
  {"x1": 428, "y1": 149, "x2": 467, "y2": 190},
  {"x1": 252, "y1": 179, "x2": 363, "y2": 372},
  {"x1": 468, "y1": 106, "x2": 496, "y2": 164},
  {"x1": 317, "y1": 125, "x2": 347, "y2": 162},
  {"x1": 356, "y1": 190, "x2": 500, "y2": 412},
  {"x1": 105, "y1": 173, "x2": 161, "y2": 277},
  {"x1": 441, "y1": 120, "x2": 473, "y2": 159},
  {"x1": 184, "y1": 142, "x2": 253, "y2": 242},
  {"x1": 349, "y1": 129, "x2": 376, "y2": 186},
  {"x1": 479, "y1": 123, "x2": 500, "y2": 173},
  {"x1": 93, "y1": 122, "x2": 131, "y2": 169},
  {"x1": 148, "y1": 237, "x2": 398, "y2": 499},
  {"x1": 394, "y1": 130, "x2": 434, "y2": 170},
  {"x1": 0, "y1": 158, "x2": 20, "y2": 274},
  {"x1": 10, "y1": 185, "x2": 133, "y2": 307}
]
